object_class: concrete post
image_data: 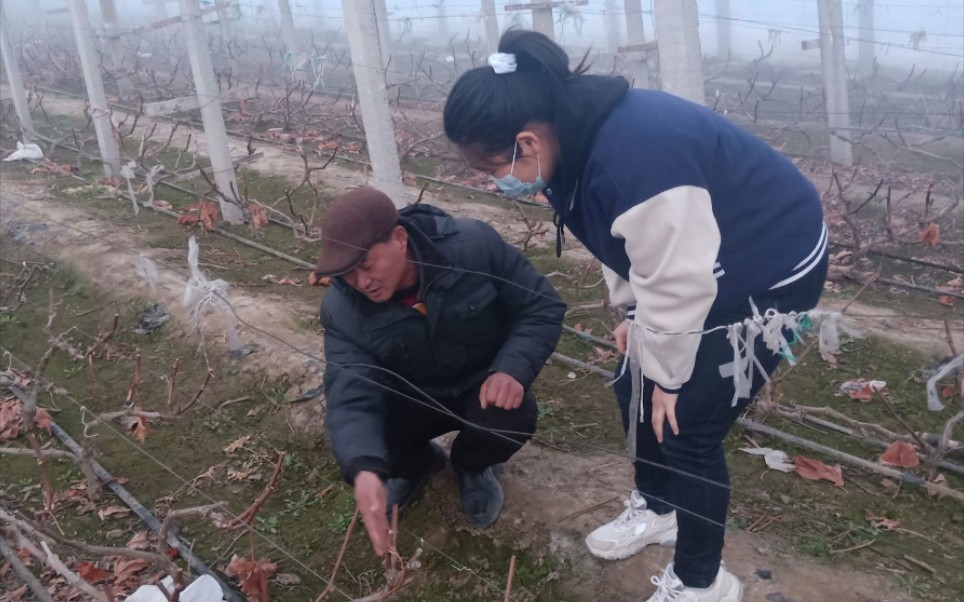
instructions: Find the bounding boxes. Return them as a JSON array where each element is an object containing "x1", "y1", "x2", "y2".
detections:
[
  {"x1": 482, "y1": 0, "x2": 500, "y2": 53},
  {"x1": 857, "y1": 0, "x2": 874, "y2": 76},
  {"x1": 817, "y1": 0, "x2": 853, "y2": 165},
  {"x1": 98, "y1": 0, "x2": 134, "y2": 101},
  {"x1": 716, "y1": 0, "x2": 731, "y2": 59},
  {"x1": 604, "y1": 0, "x2": 621, "y2": 51},
  {"x1": 626, "y1": 0, "x2": 645, "y2": 46},
  {"x1": 437, "y1": 1, "x2": 449, "y2": 39},
  {"x1": 532, "y1": 3, "x2": 555, "y2": 41},
  {"x1": 653, "y1": 0, "x2": 704, "y2": 104},
  {"x1": 153, "y1": 0, "x2": 169, "y2": 21},
  {"x1": 623, "y1": 0, "x2": 650, "y2": 89},
  {"x1": 371, "y1": 0, "x2": 392, "y2": 69},
  {"x1": 66, "y1": 0, "x2": 121, "y2": 177},
  {"x1": 278, "y1": 0, "x2": 308, "y2": 82},
  {"x1": 341, "y1": 0, "x2": 406, "y2": 205},
  {"x1": 0, "y1": 2, "x2": 36, "y2": 141},
  {"x1": 177, "y1": 0, "x2": 245, "y2": 222}
]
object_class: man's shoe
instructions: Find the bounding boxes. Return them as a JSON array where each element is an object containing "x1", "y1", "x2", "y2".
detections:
[
  {"x1": 584, "y1": 490, "x2": 678, "y2": 560},
  {"x1": 385, "y1": 442, "x2": 447, "y2": 517},
  {"x1": 454, "y1": 465, "x2": 504, "y2": 528},
  {"x1": 646, "y1": 563, "x2": 743, "y2": 602}
]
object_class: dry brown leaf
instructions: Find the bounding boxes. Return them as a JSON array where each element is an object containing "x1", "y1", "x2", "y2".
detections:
[
  {"x1": 866, "y1": 511, "x2": 901, "y2": 530},
  {"x1": 33, "y1": 408, "x2": 52, "y2": 431},
  {"x1": 8, "y1": 584, "x2": 28, "y2": 600},
  {"x1": 152, "y1": 200, "x2": 173, "y2": 211},
  {"x1": 111, "y1": 557, "x2": 150, "y2": 586},
  {"x1": 224, "y1": 435, "x2": 251, "y2": 455},
  {"x1": 98, "y1": 505, "x2": 131, "y2": 521},
  {"x1": 879, "y1": 440, "x2": 920, "y2": 468},
  {"x1": 0, "y1": 398, "x2": 22, "y2": 440},
  {"x1": 918, "y1": 222, "x2": 941, "y2": 247},
  {"x1": 177, "y1": 214, "x2": 200, "y2": 227},
  {"x1": 226, "y1": 554, "x2": 278, "y2": 602},
  {"x1": 276, "y1": 278, "x2": 302, "y2": 286},
  {"x1": 126, "y1": 531, "x2": 151, "y2": 550},
  {"x1": 928, "y1": 474, "x2": 948, "y2": 498},
  {"x1": 793, "y1": 455, "x2": 845, "y2": 487},
  {"x1": 75, "y1": 561, "x2": 109, "y2": 585},
  {"x1": 249, "y1": 203, "x2": 269, "y2": 229},
  {"x1": 200, "y1": 201, "x2": 220, "y2": 232},
  {"x1": 937, "y1": 295, "x2": 955, "y2": 307}
]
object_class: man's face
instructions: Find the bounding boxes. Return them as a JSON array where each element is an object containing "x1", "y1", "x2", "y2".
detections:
[{"x1": 341, "y1": 227, "x2": 410, "y2": 303}]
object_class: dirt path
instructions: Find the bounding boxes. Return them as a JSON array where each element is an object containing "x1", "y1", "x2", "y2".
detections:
[{"x1": 0, "y1": 181, "x2": 919, "y2": 602}]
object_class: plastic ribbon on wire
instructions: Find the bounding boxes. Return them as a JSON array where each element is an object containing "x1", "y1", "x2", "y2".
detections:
[
  {"x1": 927, "y1": 354, "x2": 964, "y2": 412},
  {"x1": 183, "y1": 236, "x2": 243, "y2": 355},
  {"x1": 119, "y1": 161, "x2": 140, "y2": 216},
  {"x1": 133, "y1": 255, "x2": 161, "y2": 294},
  {"x1": 142, "y1": 164, "x2": 164, "y2": 206},
  {"x1": 618, "y1": 304, "x2": 861, "y2": 458}
]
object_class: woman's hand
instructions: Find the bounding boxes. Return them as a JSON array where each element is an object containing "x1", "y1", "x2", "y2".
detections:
[{"x1": 651, "y1": 387, "x2": 680, "y2": 443}]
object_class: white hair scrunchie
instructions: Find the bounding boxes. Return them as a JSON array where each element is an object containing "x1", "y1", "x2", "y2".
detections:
[{"x1": 487, "y1": 52, "x2": 517, "y2": 75}]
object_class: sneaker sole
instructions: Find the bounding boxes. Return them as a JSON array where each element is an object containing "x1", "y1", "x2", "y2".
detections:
[{"x1": 585, "y1": 529, "x2": 678, "y2": 561}]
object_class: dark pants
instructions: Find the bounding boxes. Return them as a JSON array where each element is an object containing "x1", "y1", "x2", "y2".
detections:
[
  {"x1": 613, "y1": 257, "x2": 827, "y2": 588},
  {"x1": 385, "y1": 382, "x2": 538, "y2": 478}
]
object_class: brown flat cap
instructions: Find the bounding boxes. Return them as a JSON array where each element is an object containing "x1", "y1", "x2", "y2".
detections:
[{"x1": 314, "y1": 188, "x2": 399, "y2": 276}]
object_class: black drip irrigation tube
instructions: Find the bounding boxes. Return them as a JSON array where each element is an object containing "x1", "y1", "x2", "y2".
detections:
[{"x1": 6, "y1": 385, "x2": 245, "y2": 602}]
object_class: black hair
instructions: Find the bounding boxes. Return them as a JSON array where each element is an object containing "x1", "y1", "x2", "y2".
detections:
[
  {"x1": 443, "y1": 30, "x2": 626, "y2": 190},
  {"x1": 444, "y1": 31, "x2": 584, "y2": 157}
]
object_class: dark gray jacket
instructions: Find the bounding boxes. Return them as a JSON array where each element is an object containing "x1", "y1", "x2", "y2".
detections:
[{"x1": 321, "y1": 204, "x2": 565, "y2": 482}]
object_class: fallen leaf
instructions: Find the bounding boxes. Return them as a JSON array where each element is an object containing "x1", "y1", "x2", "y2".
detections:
[
  {"x1": 75, "y1": 561, "x2": 109, "y2": 585},
  {"x1": 226, "y1": 554, "x2": 278, "y2": 602},
  {"x1": 276, "y1": 278, "x2": 302, "y2": 286},
  {"x1": 131, "y1": 418, "x2": 149, "y2": 443},
  {"x1": 928, "y1": 474, "x2": 947, "y2": 498},
  {"x1": 879, "y1": 478, "x2": 898, "y2": 491},
  {"x1": 0, "y1": 398, "x2": 22, "y2": 440},
  {"x1": 820, "y1": 350, "x2": 838, "y2": 367},
  {"x1": 151, "y1": 200, "x2": 173, "y2": 211},
  {"x1": 793, "y1": 455, "x2": 844, "y2": 487},
  {"x1": 126, "y1": 531, "x2": 151, "y2": 550},
  {"x1": 940, "y1": 383, "x2": 957, "y2": 400},
  {"x1": 937, "y1": 295, "x2": 955, "y2": 307},
  {"x1": 177, "y1": 214, "x2": 200, "y2": 227},
  {"x1": 866, "y1": 511, "x2": 901, "y2": 530},
  {"x1": 200, "y1": 200, "x2": 220, "y2": 232},
  {"x1": 838, "y1": 379, "x2": 887, "y2": 402},
  {"x1": 224, "y1": 435, "x2": 251, "y2": 454},
  {"x1": 879, "y1": 440, "x2": 920, "y2": 467},
  {"x1": 918, "y1": 222, "x2": 941, "y2": 247},
  {"x1": 273, "y1": 573, "x2": 301, "y2": 586},
  {"x1": 111, "y1": 557, "x2": 150, "y2": 586},
  {"x1": 98, "y1": 505, "x2": 131, "y2": 521},
  {"x1": 33, "y1": 408, "x2": 52, "y2": 431},
  {"x1": 249, "y1": 203, "x2": 269, "y2": 228},
  {"x1": 8, "y1": 585, "x2": 28, "y2": 600}
]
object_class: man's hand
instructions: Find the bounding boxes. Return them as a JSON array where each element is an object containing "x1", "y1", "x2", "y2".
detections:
[
  {"x1": 651, "y1": 387, "x2": 680, "y2": 443},
  {"x1": 308, "y1": 271, "x2": 332, "y2": 287},
  {"x1": 614, "y1": 320, "x2": 630, "y2": 355},
  {"x1": 479, "y1": 372, "x2": 524, "y2": 410},
  {"x1": 353, "y1": 471, "x2": 389, "y2": 556}
]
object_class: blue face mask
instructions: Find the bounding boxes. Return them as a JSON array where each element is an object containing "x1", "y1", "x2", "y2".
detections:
[{"x1": 492, "y1": 144, "x2": 545, "y2": 198}]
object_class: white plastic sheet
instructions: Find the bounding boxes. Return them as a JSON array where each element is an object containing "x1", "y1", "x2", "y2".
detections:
[
  {"x1": 124, "y1": 574, "x2": 225, "y2": 602},
  {"x1": 3, "y1": 141, "x2": 43, "y2": 162}
]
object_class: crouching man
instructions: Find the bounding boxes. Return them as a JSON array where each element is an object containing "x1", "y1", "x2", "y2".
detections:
[{"x1": 315, "y1": 188, "x2": 564, "y2": 555}]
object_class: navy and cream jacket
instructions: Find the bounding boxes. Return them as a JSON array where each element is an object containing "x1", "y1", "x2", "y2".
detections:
[{"x1": 544, "y1": 88, "x2": 826, "y2": 393}]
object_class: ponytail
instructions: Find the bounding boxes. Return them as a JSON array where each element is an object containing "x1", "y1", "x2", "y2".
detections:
[{"x1": 444, "y1": 30, "x2": 584, "y2": 157}]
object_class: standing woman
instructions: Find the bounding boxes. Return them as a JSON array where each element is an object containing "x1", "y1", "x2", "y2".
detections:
[{"x1": 443, "y1": 31, "x2": 827, "y2": 602}]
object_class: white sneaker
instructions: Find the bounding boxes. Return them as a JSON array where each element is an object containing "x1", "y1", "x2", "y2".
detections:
[
  {"x1": 646, "y1": 563, "x2": 744, "y2": 602},
  {"x1": 584, "y1": 490, "x2": 678, "y2": 560}
]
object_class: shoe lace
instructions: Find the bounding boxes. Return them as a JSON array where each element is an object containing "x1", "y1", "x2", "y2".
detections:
[
  {"x1": 613, "y1": 498, "x2": 646, "y2": 529},
  {"x1": 649, "y1": 574, "x2": 684, "y2": 601}
]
